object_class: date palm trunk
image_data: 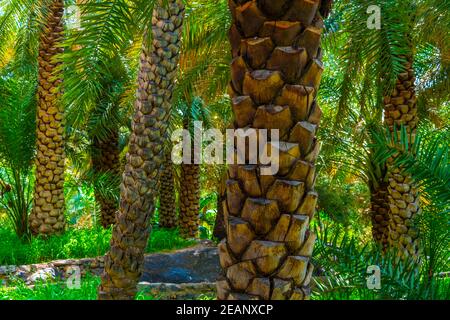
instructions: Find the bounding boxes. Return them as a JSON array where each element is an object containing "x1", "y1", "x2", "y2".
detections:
[
  {"x1": 217, "y1": 0, "x2": 331, "y2": 300},
  {"x1": 92, "y1": 130, "x2": 120, "y2": 228},
  {"x1": 98, "y1": 0, "x2": 184, "y2": 300},
  {"x1": 383, "y1": 58, "x2": 420, "y2": 259},
  {"x1": 178, "y1": 148, "x2": 201, "y2": 238},
  {"x1": 159, "y1": 149, "x2": 177, "y2": 228},
  {"x1": 29, "y1": 0, "x2": 66, "y2": 236},
  {"x1": 370, "y1": 181, "x2": 390, "y2": 248},
  {"x1": 213, "y1": 172, "x2": 227, "y2": 240}
]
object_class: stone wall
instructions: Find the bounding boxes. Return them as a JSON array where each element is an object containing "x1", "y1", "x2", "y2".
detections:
[
  {"x1": 0, "y1": 243, "x2": 220, "y2": 299},
  {"x1": 0, "y1": 256, "x2": 105, "y2": 286}
]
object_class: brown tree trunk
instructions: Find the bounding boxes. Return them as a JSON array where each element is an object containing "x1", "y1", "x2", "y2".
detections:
[
  {"x1": 92, "y1": 131, "x2": 120, "y2": 228},
  {"x1": 98, "y1": 1, "x2": 184, "y2": 300},
  {"x1": 213, "y1": 171, "x2": 227, "y2": 240},
  {"x1": 370, "y1": 182, "x2": 390, "y2": 248},
  {"x1": 159, "y1": 150, "x2": 177, "y2": 229},
  {"x1": 178, "y1": 162, "x2": 201, "y2": 238},
  {"x1": 29, "y1": 0, "x2": 66, "y2": 236},
  {"x1": 217, "y1": 0, "x2": 331, "y2": 300},
  {"x1": 383, "y1": 58, "x2": 420, "y2": 259}
]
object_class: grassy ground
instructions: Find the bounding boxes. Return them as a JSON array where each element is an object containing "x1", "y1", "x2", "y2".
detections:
[
  {"x1": 2, "y1": 274, "x2": 447, "y2": 300},
  {"x1": 0, "y1": 224, "x2": 196, "y2": 266},
  {"x1": 0, "y1": 274, "x2": 160, "y2": 300},
  {"x1": 0, "y1": 274, "x2": 217, "y2": 300}
]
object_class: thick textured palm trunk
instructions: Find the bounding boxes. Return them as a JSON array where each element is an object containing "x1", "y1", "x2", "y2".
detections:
[
  {"x1": 217, "y1": 0, "x2": 330, "y2": 300},
  {"x1": 29, "y1": 0, "x2": 66, "y2": 236},
  {"x1": 383, "y1": 59, "x2": 420, "y2": 259},
  {"x1": 370, "y1": 182, "x2": 389, "y2": 248},
  {"x1": 158, "y1": 150, "x2": 177, "y2": 228},
  {"x1": 98, "y1": 0, "x2": 184, "y2": 300},
  {"x1": 92, "y1": 131, "x2": 120, "y2": 228},
  {"x1": 178, "y1": 163, "x2": 201, "y2": 238}
]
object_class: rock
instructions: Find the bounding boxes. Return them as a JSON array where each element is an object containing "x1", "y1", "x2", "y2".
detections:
[
  {"x1": 137, "y1": 281, "x2": 216, "y2": 299},
  {"x1": 0, "y1": 266, "x2": 17, "y2": 275},
  {"x1": 140, "y1": 243, "x2": 220, "y2": 284},
  {"x1": 1, "y1": 242, "x2": 220, "y2": 290},
  {"x1": 27, "y1": 267, "x2": 56, "y2": 284}
]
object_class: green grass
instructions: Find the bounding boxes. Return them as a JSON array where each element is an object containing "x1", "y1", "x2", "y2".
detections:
[
  {"x1": 0, "y1": 226, "x2": 112, "y2": 265},
  {"x1": 146, "y1": 228, "x2": 196, "y2": 253},
  {"x1": 0, "y1": 274, "x2": 215, "y2": 300},
  {"x1": 0, "y1": 274, "x2": 102, "y2": 300},
  {"x1": 0, "y1": 224, "x2": 197, "y2": 266},
  {"x1": 0, "y1": 274, "x2": 159, "y2": 300}
]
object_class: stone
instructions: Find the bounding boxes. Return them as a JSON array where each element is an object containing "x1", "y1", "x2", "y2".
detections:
[{"x1": 26, "y1": 267, "x2": 56, "y2": 284}]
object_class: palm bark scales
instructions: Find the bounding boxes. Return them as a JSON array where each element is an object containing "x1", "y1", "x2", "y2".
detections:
[
  {"x1": 29, "y1": 0, "x2": 66, "y2": 236},
  {"x1": 98, "y1": 0, "x2": 184, "y2": 300},
  {"x1": 92, "y1": 131, "x2": 120, "y2": 228},
  {"x1": 159, "y1": 150, "x2": 177, "y2": 229},
  {"x1": 383, "y1": 59, "x2": 420, "y2": 259},
  {"x1": 370, "y1": 182, "x2": 390, "y2": 247},
  {"x1": 218, "y1": 0, "x2": 331, "y2": 300}
]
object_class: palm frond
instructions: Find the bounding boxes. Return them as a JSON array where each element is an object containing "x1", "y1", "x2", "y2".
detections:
[{"x1": 372, "y1": 125, "x2": 450, "y2": 209}]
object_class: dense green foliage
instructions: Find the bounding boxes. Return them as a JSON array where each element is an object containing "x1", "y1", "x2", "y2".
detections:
[
  {"x1": 0, "y1": 274, "x2": 161, "y2": 300},
  {"x1": 0, "y1": 222, "x2": 196, "y2": 265},
  {"x1": 313, "y1": 214, "x2": 450, "y2": 300},
  {"x1": 0, "y1": 0, "x2": 448, "y2": 301}
]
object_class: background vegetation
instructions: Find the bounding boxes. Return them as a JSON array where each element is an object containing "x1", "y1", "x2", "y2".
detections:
[{"x1": 0, "y1": 0, "x2": 448, "y2": 300}]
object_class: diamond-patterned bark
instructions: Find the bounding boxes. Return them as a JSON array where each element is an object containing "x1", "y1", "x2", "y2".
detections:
[
  {"x1": 29, "y1": 0, "x2": 66, "y2": 236},
  {"x1": 179, "y1": 163, "x2": 201, "y2": 238},
  {"x1": 92, "y1": 131, "x2": 120, "y2": 228},
  {"x1": 383, "y1": 58, "x2": 421, "y2": 259},
  {"x1": 159, "y1": 150, "x2": 177, "y2": 229},
  {"x1": 98, "y1": 0, "x2": 184, "y2": 300},
  {"x1": 218, "y1": 0, "x2": 331, "y2": 300}
]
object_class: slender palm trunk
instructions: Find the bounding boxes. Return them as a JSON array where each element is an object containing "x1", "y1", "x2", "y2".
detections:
[
  {"x1": 159, "y1": 149, "x2": 177, "y2": 229},
  {"x1": 98, "y1": 0, "x2": 184, "y2": 300},
  {"x1": 178, "y1": 161, "x2": 200, "y2": 238},
  {"x1": 383, "y1": 58, "x2": 420, "y2": 259},
  {"x1": 178, "y1": 117, "x2": 201, "y2": 239},
  {"x1": 218, "y1": 0, "x2": 331, "y2": 300},
  {"x1": 92, "y1": 130, "x2": 120, "y2": 228},
  {"x1": 370, "y1": 182, "x2": 390, "y2": 248},
  {"x1": 213, "y1": 171, "x2": 227, "y2": 240},
  {"x1": 29, "y1": 0, "x2": 65, "y2": 236}
]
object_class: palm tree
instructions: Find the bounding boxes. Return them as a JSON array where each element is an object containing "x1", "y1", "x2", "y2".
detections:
[
  {"x1": 179, "y1": 161, "x2": 201, "y2": 237},
  {"x1": 384, "y1": 58, "x2": 421, "y2": 258},
  {"x1": 158, "y1": 147, "x2": 177, "y2": 229},
  {"x1": 98, "y1": 0, "x2": 185, "y2": 300},
  {"x1": 27, "y1": 0, "x2": 66, "y2": 235},
  {"x1": 173, "y1": 97, "x2": 211, "y2": 238},
  {"x1": 1, "y1": 0, "x2": 70, "y2": 237},
  {"x1": 171, "y1": 0, "x2": 235, "y2": 239},
  {"x1": 336, "y1": 0, "x2": 449, "y2": 258},
  {"x1": 217, "y1": 0, "x2": 333, "y2": 300},
  {"x1": 156, "y1": 0, "x2": 233, "y2": 232},
  {"x1": 84, "y1": 56, "x2": 131, "y2": 228},
  {"x1": 1, "y1": 0, "x2": 67, "y2": 236},
  {"x1": 90, "y1": 131, "x2": 121, "y2": 228},
  {"x1": 212, "y1": 170, "x2": 227, "y2": 240},
  {"x1": 63, "y1": 3, "x2": 132, "y2": 229}
]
